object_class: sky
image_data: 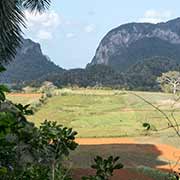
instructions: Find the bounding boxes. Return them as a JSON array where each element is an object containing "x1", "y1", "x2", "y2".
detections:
[{"x1": 24, "y1": 0, "x2": 180, "y2": 69}]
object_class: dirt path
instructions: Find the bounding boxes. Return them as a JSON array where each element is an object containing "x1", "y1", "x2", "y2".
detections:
[
  {"x1": 8, "y1": 93, "x2": 42, "y2": 97},
  {"x1": 72, "y1": 138, "x2": 180, "y2": 180},
  {"x1": 76, "y1": 138, "x2": 136, "y2": 145}
]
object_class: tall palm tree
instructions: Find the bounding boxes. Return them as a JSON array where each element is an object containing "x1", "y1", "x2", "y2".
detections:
[{"x1": 0, "y1": 0, "x2": 51, "y2": 63}]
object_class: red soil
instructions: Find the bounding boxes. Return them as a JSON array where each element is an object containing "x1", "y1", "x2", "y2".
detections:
[
  {"x1": 73, "y1": 138, "x2": 180, "y2": 180},
  {"x1": 76, "y1": 138, "x2": 135, "y2": 145},
  {"x1": 8, "y1": 93, "x2": 42, "y2": 98},
  {"x1": 72, "y1": 168, "x2": 154, "y2": 180}
]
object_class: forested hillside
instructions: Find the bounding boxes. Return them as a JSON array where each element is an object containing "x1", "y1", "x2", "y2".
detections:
[
  {"x1": 90, "y1": 18, "x2": 180, "y2": 72},
  {"x1": 3, "y1": 18, "x2": 180, "y2": 91},
  {"x1": 0, "y1": 39, "x2": 64, "y2": 84}
]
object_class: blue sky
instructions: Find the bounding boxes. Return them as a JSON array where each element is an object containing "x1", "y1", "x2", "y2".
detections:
[{"x1": 24, "y1": 0, "x2": 180, "y2": 69}]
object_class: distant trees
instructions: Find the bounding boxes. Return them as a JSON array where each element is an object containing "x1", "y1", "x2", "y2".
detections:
[
  {"x1": 157, "y1": 71, "x2": 180, "y2": 95},
  {"x1": 27, "y1": 64, "x2": 126, "y2": 89},
  {"x1": 126, "y1": 57, "x2": 180, "y2": 91},
  {"x1": 6, "y1": 56, "x2": 180, "y2": 92}
]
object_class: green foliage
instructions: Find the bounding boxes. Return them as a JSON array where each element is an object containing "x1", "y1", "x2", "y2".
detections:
[
  {"x1": 0, "y1": 85, "x2": 10, "y2": 102},
  {"x1": 15, "y1": 104, "x2": 33, "y2": 115},
  {"x1": 166, "y1": 174, "x2": 179, "y2": 180},
  {"x1": 39, "y1": 120, "x2": 78, "y2": 156},
  {"x1": 142, "y1": 122, "x2": 158, "y2": 135},
  {"x1": 35, "y1": 64, "x2": 124, "y2": 89},
  {"x1": 126, "y1": 57, "x2": 180, "y2": 91},
  {"x1": 0, "y1": 97, "x2": 38, "y2": 179},
  {"x1": 3, "y1": 55, "x2": 180, "y2": 92},
  {"x1": 0, "y1": 1, "x2": 80, "y2": 179},
  {"x1": 82, "y1": 156, "x2": 123, "y2": 180},
  {"x1": 13, "y1": 56, "x2": 180, "y2": 92},
  {"x1": 30, "y1": 94, "x2": 48, "y2": 112},
  {"x1": 38, "y1": 120, "x2": 78, "y2": 179},
  {"x1": 0, "y1": 0, "x2": 50, "y2": 63},
  {"x1": 142, "y1": 123, "x2": 151, "y2": 131},
  {"x1": 0, "y1": 65, "x2": 6, "y2": 72},
  {"x1": 0, "y1": 74, "x2": 78, "y2": 179},
  {"x1": 135, "y1": 166, "x2": 179, "y2": 180}
]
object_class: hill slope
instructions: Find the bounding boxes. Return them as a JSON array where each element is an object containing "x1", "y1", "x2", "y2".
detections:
[
  {"x1": 0, "y1": 39, "x2": 63, "y2": 84},
  {"x1": 89, "y1": 18, "x2": 180, "y2": 71}
]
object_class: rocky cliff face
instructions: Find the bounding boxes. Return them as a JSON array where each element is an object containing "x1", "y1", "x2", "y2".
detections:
[
  {"x1": 0, "y1": 38, "x2": 63, "y2": 83},
  {"x1": 90, "y1": 18, "x2": 180, "y2": 71}
]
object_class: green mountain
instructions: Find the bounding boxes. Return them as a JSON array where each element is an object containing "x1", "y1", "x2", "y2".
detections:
[
  {"x1": 0, "y1": 39, "x2": 64, "y2": 84},
  {"x1": 3, "y1": 18, "x2": 180, "y2": 91},
  {"x1": 89, "y1": 18, "x2": 180, "y2": 72}
]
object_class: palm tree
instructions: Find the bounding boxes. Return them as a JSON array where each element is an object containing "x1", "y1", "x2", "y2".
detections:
[{"x1": 0, "y1": 0, "x2": 51, "y2": 63}]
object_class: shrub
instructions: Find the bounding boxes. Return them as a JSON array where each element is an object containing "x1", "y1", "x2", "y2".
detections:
[
  {"x1": 82, "y1": 156, "x2": 123, "y2": 180},
  {"x1": 0, "y1": 82, "x2": 78, "y2": 180}
]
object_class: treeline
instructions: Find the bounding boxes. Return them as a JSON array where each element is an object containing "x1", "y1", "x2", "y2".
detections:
[
  {"x1": 14, "y1": 56, "x2": 180, "y2": 91},
  {"x1": 126, "y1": 56, "x2": 180, "y2": 91},
  {"x1": 27, "y1": 64, "x2": 126, "y2": 89}
]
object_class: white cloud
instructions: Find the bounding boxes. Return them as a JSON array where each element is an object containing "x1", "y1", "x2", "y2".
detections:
[
  {"x1": 139, "y1": 10, "x2": 173, "y2": 24},
  {"x1": 66, "y1": 33, "x2": 75, "y2": 38},
  {"x1": 25, "y1": 11, "x2": 61, "y2": 28},
  {"x1": 24, "y1": 11, "x2": 61, "y2": 40},
  {"x1": 84, "y1": 24, "x2": 96, "y2": 33}
]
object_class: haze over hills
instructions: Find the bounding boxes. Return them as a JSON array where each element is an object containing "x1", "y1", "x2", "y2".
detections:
[
  {"x1": 89, "y1": 18, "x2": 180, "y2": 71},
  {"x1": 2, "y1": 18, "x2": 180, "y2": 90}
]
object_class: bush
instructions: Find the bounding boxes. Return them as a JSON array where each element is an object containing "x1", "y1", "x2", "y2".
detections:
[
  {"x1": 0, "y1": 83, "x2": 78, "y2": 180},
  {"x1": 82, "y1": 156, "x2": 123, "y2": 180}
]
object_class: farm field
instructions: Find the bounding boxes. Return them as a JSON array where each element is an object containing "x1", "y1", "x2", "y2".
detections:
[
  {"x1": 8, "y1": 89, "x2": 180, "y2": 138},
  {"x1": 71, "y1": 137, "x2": 180, "y2": 180},
  {"x1": 7, "y1": 89, "x2": 180, "y2": 179},
  {"x1": 7, "y1": 93, "x2": 42, "y2": 105}
]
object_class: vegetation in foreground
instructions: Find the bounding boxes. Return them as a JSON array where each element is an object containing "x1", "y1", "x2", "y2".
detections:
[
  {"x1": 0, "y1": 0, "x2": 179, "y2": 179},
  {"x1": 1, "y1": 83, "x2": 125, "y2": 179},
  {"x1": 2, "y1": 86, "x2": 179, "y2": 179}
]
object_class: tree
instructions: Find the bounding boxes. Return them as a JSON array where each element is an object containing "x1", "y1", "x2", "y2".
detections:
[
  {"x1": 157, "y1": 71, "x2": 180, "y2": 95},
  {"x1": 37, "y1": 120, "x2": 78, "y2": 180},
  {"x1": 0, "y1": 79, "x2": 78, "y2": 179},
  {"x1": 0, "y1": 0, "x2": 51, "y2": 63}
]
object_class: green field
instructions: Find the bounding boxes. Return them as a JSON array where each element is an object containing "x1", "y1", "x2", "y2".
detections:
[
  {"x1": 7, "y1": 89, "x2": 180, "y2": 138},
  {"x1": 7, "y1": 89, "x2": 180, "y2": 179},
  {"x1": 7, "y1": 93, "x2": 41, "y2": 105}
]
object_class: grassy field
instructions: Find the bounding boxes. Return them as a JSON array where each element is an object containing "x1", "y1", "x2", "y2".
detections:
[
  {"x1": 7, "y1": 93, "x2": 41, "y2": 105},
  {"x1": 7, "y1": 89, "x2": 180, "y2": 179},
  {"x1": 7, "y1": 89, "x2": 180, "y2": 138}
]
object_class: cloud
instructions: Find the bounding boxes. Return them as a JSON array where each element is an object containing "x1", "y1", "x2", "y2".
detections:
[
  {"x1": 24, "y1": 11, "x2": 61, "y2": 41},
  {"x1": 66, "y1": 33, "x2": 75, "y2": 38},
  {"x1": 139, "y1": 10, "x2": 173, "y2": 24},
  {"x1": 84, "y1": 24, "x2": 96, "y2": 33}
]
